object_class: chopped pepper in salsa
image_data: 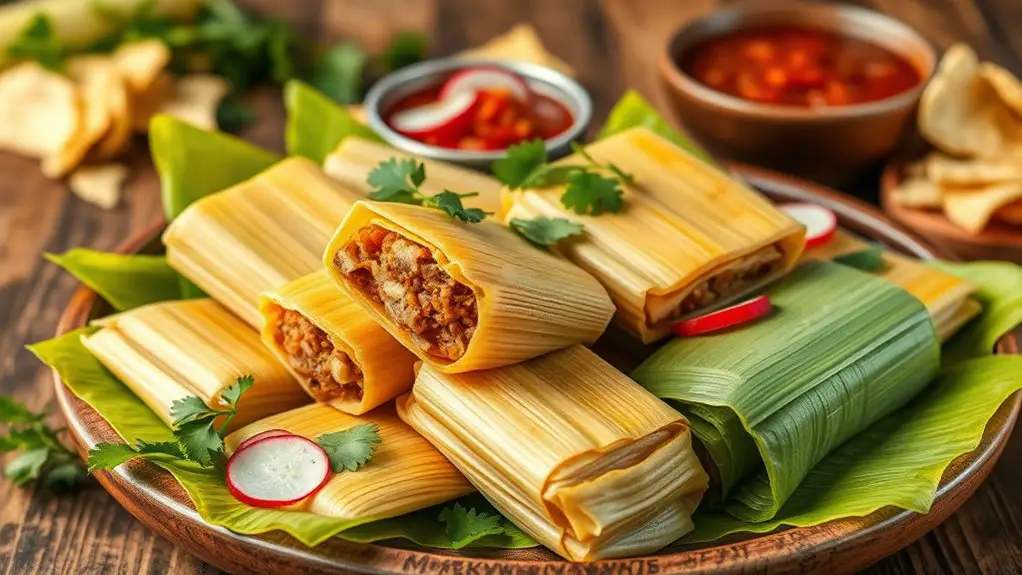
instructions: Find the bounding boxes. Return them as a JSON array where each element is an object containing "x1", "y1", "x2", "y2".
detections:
[{"x1": 683, "y1": 27, "x2": 922, "y2": 107}]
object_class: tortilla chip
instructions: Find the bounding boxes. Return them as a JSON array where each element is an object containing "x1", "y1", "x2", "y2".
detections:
[
  {"x1": 69, "y1": 163, "x2": 128, "y2": 209},
  {"x1": 904, "y1": 158, "x2": 929, "y2": 179},
  {"x1": 980, "y1": 62, "x2": 1022, "y2": 118},
  {"x1": 918, "y1": 44, "x2": 1017, "y2": 158},
  {"x1": 114, "y1": 40, "x2": 172, "y2": 93},
  {"x1": 131, "y1": 73, "x2": 174, "y2": 133},
  {"x1": 0, "y1": 63, "x2": 80, "y2": 159},
  {"x1": 155, "y1": 75, "x2": 229, "y2": 131},
  {"x1": 926, "y1": 153, "x2": 1022, "y2": 187},
  {"x1": 459, "y1": 24, "x2": 575, "y2": 77},
  {"x1": 892, "y1": 177, "x2": 944, "y2": 209},
  {"x1": 943, "y1": 182, "x2": 1022, "y2": 234},
  {"x1": 42, "y1": 56, "x2": 117, "y2": 178},
  {"x1": 93, "y1": 63, "x2": 133, "y2": 160},
  {"x1": 995, "y1": 201, "x2": 1022, "y2": 226}
]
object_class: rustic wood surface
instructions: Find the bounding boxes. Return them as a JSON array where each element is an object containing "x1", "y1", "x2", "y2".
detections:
[{"x1": 1, "y1": 0, "x2": 1020, "y2": 574}]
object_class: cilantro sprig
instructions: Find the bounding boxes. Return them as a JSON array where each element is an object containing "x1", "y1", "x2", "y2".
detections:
[
  {"x1": 0, "y1": 396, "x2": 86, "y2": 491},
  {"x1": 6, "y1": 14, "x2": 67, "y2": 72},
  {"x1": 509, "y1": 217, "x2": 583, "y2": 248},
  {"x1": 438, "y1": 502, "x2": 505, "y2": 549},
  {"x1": 315, "y1": 423, "x2": 381, "y2": 472},
  {"x1": 368, "y1": 158, "x2": 489, "y2": 223},
  {"x1": 834, "y1": 247, "x2": 886, "y2": 272},
  {"x1": 493, "y1": 140, "x2": 634, "y2": 216}
]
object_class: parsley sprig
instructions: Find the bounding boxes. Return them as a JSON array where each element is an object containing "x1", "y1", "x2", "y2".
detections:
[
  {"x1": 367, "y1": 158, "x2": 489, "y2": 223},
  {"x1": 0, "y1": 396, "x2": 86, "y2": 491},
  {"x1": 315, "y1": 423, "x2": 381, "y2": 472},
  {"x1": 438, "y1": 502, "x2": 505, "y2": 549},
  {"x1": 492, "y1": 140, "x2": 634, "y2": 215}
]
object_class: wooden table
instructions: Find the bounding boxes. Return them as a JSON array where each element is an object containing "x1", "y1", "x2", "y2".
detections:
[{"x1": 1, "y1": 1, "x2": 1020, "y2": 573}]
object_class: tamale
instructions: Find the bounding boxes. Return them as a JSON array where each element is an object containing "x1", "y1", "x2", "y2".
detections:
[
  {"x1": 323, "y1": 138, "x2": 504, "y2": 215},
  {"x1": 502, "y1": 126, "x2": 806, "y2": 344},
  {"x1": 163, "y1": 157, "x2": 361, "y2": 327},
  {"x1": 632, "y1": 260, "x2": 941, "y2": 521},
  {"x1": 397, "y1": 345, "x2": 708, "y2": 562},
  {"x1": 81, "y1": 299, "x2": 308, "y2": 430},
  {"x1": 260, "y1": 270, "x2": 417, "y2": 415},
  {"x1": 226, "y1": 403, "x2": 473, "y2": 520},
  {"x1": 324, "y1": 201, "x2": 616, "y2": 373}
]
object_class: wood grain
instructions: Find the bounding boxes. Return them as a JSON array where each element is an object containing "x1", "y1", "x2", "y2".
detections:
[{"x1": 1, "y1": 0, "x2": 1021, "y2": 574}]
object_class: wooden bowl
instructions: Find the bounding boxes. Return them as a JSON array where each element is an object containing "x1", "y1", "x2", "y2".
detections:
[
  {"x1": 52, "y1": 165, "x2": 1019, "y2": 575},
  {"x1": 881, "y1": 156, "x2": 1022, "y2": 263}
]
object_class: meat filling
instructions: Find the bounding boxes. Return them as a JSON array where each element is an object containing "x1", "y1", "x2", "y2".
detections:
[
  {"x1": 334, "y1": 225, "x2": 478, "y2": 362},
  {"x1": 675, "y1": 245, "x2": 784, "y2": 316},
  {"x1": 276, "y1": 309, "x2": 363, "y2": 402}
]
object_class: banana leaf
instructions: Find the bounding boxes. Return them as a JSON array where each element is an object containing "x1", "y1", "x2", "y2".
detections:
[
  {"x1": 150, "y1": 115, "x2": 280, "y2": 220},
  {"x1": 633, "y1": 260, "x2": 941, "y2": 522},
  {"x1": 596, "y1": 90, "x2": 718, "y2": 166},
  {"x1": 284, "y1": 80, "x2": 383, "y2": 164},
  {"x1": 930, "y1": 261, "x2": 1022, "y2": 363},
  {"x1": 45, "y1": 250, "x2": 195, "y2": 311},
  {"x1": 27, "y1": 329, "x2": 535, "y2": 550}
]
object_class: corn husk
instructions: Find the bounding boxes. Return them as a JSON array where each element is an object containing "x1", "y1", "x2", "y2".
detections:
[
  {"x1": 503, "y1": 127, "x2": 806, "y2": 343},
  {"x1": 163, "y1": 157, "x2": 362, "y2": 327},
  {"x1": 633, "y1": 260, "x2": 940, "y2": 522},
  {"x1": 260, "y1": 270, "x2": 417, "y2": 415},
  {"x1": 81, "y1": 299, "x2": 308, "y2": 430},
  {"x1": 324, "y1": 201, "x2": 615, "y2": 373},
  {"x1": 323, "y1": 137, "x2": 504, "y2": 215},
  {"x1": 226, "y1": 403, "x2": 473, "y2": 521},
  {"x1": 457, "y1": 24, "x2": 575, "y2": 77},
  {"x1": 397, "y1": 345, "x2": 708, "y2": 561}
]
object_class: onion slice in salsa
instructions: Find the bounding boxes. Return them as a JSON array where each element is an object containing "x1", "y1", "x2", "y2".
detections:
[
  {"x1": 781, "y1": 203, "x2": 837, "y2": 249},
  {"x1": 441, "y1": 67, "x2": 531, "y2": 102},
  {"x1": 390, "y1": 90, "x2": 480, "y2": 141},
  {"x1": 671, "y1": 295, "x2": 772, "y2": 337},
  {"x1": 227, "y1": 434, "x2": 331, "y2": 508}
]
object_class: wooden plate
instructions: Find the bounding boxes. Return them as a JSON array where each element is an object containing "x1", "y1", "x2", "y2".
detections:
[
  {"x1": 52, "y1": 165, "x2": 1020, "y2": 575},
  {"x1": 881, "y1": 155, "x2": 1022, "y2": 263}
]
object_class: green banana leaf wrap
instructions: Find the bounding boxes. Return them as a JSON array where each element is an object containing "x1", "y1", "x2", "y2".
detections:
[{"x1": 632, "y1": 260, "x2": 941, "y2": 522}]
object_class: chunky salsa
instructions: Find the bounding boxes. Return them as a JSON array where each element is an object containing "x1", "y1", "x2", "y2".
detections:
[
  {"x1": 682, "y1": 26, "x2": 921, "y2": 107},
  {"x1": 385, "y1": 85, "x2": 573, "y2": 150}
]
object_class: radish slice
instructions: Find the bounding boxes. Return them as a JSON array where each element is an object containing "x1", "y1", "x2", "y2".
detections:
[
  {"x1": 780, "y1": 203, "x2": 837, "y2": 249},
  {"x1": 236, "y1": 429, "x2": 293, "y2": 452},
  {"x1": 672, "y1": 295, "x2": 772, "y2": 337},
  {"x1": 227, "y1": 435, "x2": 331, "y2": 508},
  {"x1": 390, "y1": 91, "x2": 479, "y2": 141},
  {"x1": 440, "y1": 67, "x2": 531, "y2": 103}
]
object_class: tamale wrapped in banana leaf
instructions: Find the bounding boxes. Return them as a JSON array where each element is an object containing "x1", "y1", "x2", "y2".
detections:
[
  {"x1": 163, "y1": 157, "x2": 361, "y2": 327},
  {"x1": 323, "y1": 138, "x2": 504, "y2": 215},
  {"x1": 632, "y1": 260, "x2": 941, "y2": 522},
  {"x1": 397, "y1": 346, "x2": 708, "y2": 561},
  {"x1": 260, "y1": 270, "x2": 417, "y2": 414},
  {"x1": 226, "y1": 403, "x2": 473, "y2": 520},
  {"x1": 81, "y1": 299, "x2": 308, "y2": 431},
  {"x1": 502, "y1": 126, "x2": 806, "y2": 343},
  {"x1": 324, "y1": 201, "x2": 615, "y2": 373}
]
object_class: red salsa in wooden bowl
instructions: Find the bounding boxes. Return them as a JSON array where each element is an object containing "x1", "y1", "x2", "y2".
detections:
[{"x1": 682, "y1": 26, "x2": 922, "y2": 107}]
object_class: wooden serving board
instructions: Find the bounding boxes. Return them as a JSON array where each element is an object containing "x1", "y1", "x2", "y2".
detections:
[{"x1": 52, "y1": 165, "x2": 1020, "y2": 575}]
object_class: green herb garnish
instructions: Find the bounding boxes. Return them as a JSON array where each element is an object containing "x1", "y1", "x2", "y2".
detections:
[
  {"x1": 438, "y1": 502, "x2": 505, "y2": 549},
  {"x1": 7, "y1": 14, "x2": 66, "y2": 71},
  {"x1": 0, "y1": 396, "x2": 86, "y2": 491},
  {"x1": 834, "y1": 248, "x2": 886, "y2": 272},
  {"x1": 315, "y1": 423, "x2": 381, "y2": 473},
  {"x1": 367, "y1": 158, "x2": 489, "y2": 223},
  {"x1": 509, "y1": 217, "x2": 583, "y2": 248}
]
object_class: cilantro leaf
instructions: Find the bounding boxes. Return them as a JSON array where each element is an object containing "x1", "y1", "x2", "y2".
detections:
[
  {"x1": 4, "y1": 447, "x2": 50, "y2": 485},
  {"x1": 44, "y1": 461, "x2": 87, "y2": 492},
  {"x1": 561, "y1": 171, "x2": 624, "y2": 215},
  {"x1": 378, "y1": 32, "x2": 427, "y2": 73},
  {"x1": 0, "y1": 427, "x2": 49, "y2": 453},
  {"x1": 216, "y1": 97, "x2": 257, "y2": 131},
  {"x1": 367, "y1": 158, "x2": 423, "y2": 201},
  {"x1": 430, "y1": 191, "x2": 488, "y2": 223},
  {"x1": 509, "y1": 217, "x2": 584, "y2": 248},
  {"x1": 834, "y1": 248, "x2": 886, "y2": 272},
  {"x1": 6, "y1": 14, "x2": 65, "y2": 71},
  {"x1": 570, "y1": 142, "x2": 635, "y2": 185},
  {"x1": 169, "y1": 396, "x2": 215, "y2": 426},
  {"x1": 492, "y1": 140, "x2": 548, "y2": 189},
  {"x1": 87, "y1": 441, "x2": 183, "y2": 472},
  {"x1": 174, "y1": 418, "x2": 222, "y2": 467},
  {"x1": 220, "y1": 374, "x2": 254, "y2": 409},
  {"x1": 0, "y1": 396, "x2": 40, "y2": 424},
  {"x1": 438, "y1": 503, "x2": 505, "y2": 549},
  {"x1": 316, "y1": 423, "x2": 381, "y2": 473},
  {"x1": 308, "y1": 42, "x2": 366, "y2": 104}
]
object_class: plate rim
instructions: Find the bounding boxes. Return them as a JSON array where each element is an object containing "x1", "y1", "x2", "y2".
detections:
[{"x1": 52, "y1": 163, "x2": 1021, "y2": 575}]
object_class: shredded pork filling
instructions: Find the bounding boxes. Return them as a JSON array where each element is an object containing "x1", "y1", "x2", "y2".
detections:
[
  {"x1": 276, "y1": 309, "x2": 363, "y2": 402},
  {"x1": 675, "y1": 245, "x2": 784, "y2": 317},
  {"x1": 334, "y1": 225, "x2": 478, "y2": 362}
]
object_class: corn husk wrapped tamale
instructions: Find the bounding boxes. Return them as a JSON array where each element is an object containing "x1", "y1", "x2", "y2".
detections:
[
  {"x1": 323, "y1": 138, "x2": 504, "y2": 215},
  {"x1": 226, "y1": 403, "x2": 473, "y2": 520},
  {"x1": 397, "y1": 345, "x2": 708, "y2": 561},
  {"x1": 163, "y1": 157, "x2": 361, "y2": 327},
  {"x1": 260, "y1": 270, "x2": 417, "y2": 415},
  {"x1": 323, "y1": 201, "x2": 616, "y2": 373},
  {"x1": 502, "y1": 127, "x2": 806, "y2": 344},
  {"x1": 81, "y1": 299, "x2": 308, "y2": 430},
  {"x1": 632, "y1": 260, "x2": 941, "y2": 522}
]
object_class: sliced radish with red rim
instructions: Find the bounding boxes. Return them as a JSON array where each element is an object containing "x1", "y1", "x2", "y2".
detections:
[
  {"x1": 390, "y1": 91, "x2": 479, "y2": 141},
  {"x1": 672, "y1": 295, "x2": 772, "y2": 337},
  {"x1": 227, "y1": 435, "x2": 331, "y2": 508},
  {"x1": 440, "y1": 67, "x2": 531, "y2": 103},
  {"x1": 235, "y1": 429, "x2": 293, "y2": 452},
  {"x1": 780, "y1": 203, "x2": 837, "y2": 249}
]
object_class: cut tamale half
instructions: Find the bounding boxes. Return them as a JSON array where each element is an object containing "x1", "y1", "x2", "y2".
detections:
[
  {"x1": 261, "y1": 270, "x2": 417, "y2": 415},
  {"x1": 323, "y1": 138, "x2": 504, "y2": 215},
  {"x1": 324, "y1": 201, "x2": 616, "y2": 373},
  {"x1": 502, "y1": 127, "x2": 806, "y2": 344},
  {"x1": 81, "y1": 299, "x2": 309, "y2": 431},
  {"x1": 163, "y1": 157, "x2": 362, "y2": 327},
  {"x1": 226, "y1": 403, "x2": 473, "y2": 520},
  {"x1": 632, "y1": 260, "x2": 941, "y2": 522},
  {"x1": 397, "y1": 345, "x2": 708, "y2": 562}
]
